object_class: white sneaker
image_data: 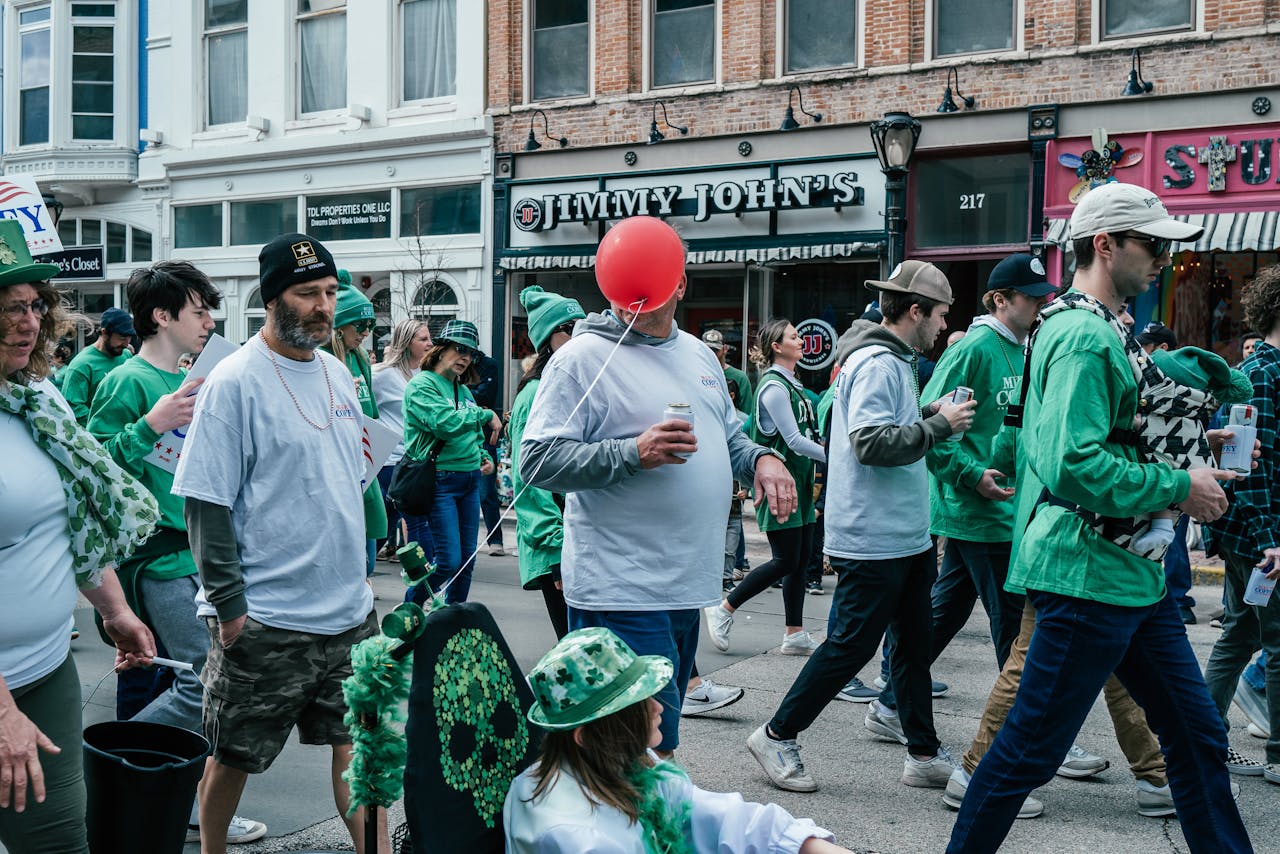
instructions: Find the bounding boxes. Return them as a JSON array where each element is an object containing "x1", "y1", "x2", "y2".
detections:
[
  {"x1": 747, "y1": 724, "x2": 818, "y2": 792},
  {"x1": 704, "y1": 603, "x2": 734, "y2": 651},
  {"x1": 186, "y1": 815, "x2": 268, "y2": 845},
  {"x1": 780, "y1": 630, "x2": 820, "y2": 656},
  {"x1": 942, "y1": 767, "x2": 1043, "y2": 819},
  {"x1": 1056, "y1": 743, "x2": 1110, "y2": 778},
  {"x1": 1136, "y1": 779, "x2": 1175, "y2": 818},
  {"x1": 902, "y1": 744, "x2": 957, "y2": 788},
  {"x1": 681, "y1": 679, "x2": 745, "y2": 717},
  {"x1": 1249, "y1": 722, "x2": 1267, "y2": 739},
  {"x1": 864, "y1": 699, "x2": 907, "y2": 745}
]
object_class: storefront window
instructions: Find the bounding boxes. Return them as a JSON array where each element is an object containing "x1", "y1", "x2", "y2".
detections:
[
  {"x1": 410, "y1": 279, "x2": 461, "y2": 337},
  {"x1": 652, "y1": 0, "x2": 715, "y2": 88},
  {"x1": 246, "y1": 287, "x2": 266, "y2": 340},
  {"x1": 913, "y1": 153, "x2": 1030, "y2": 249},
  {"x1": 400, "y1": 184, "x2": 481, "y2": 236},
  {"x1": 1103, "y1": 0, "x2": 1193, "y2": 38},
  {"x1": 231, "y1": 198, "x2": 298, "y2": 246},
  {"x1": 81, "y1": 219, "x2": 102, "y2": 245},
  {"x1": 786, "y1": 0, "x2": 855, "y2": 72},
  {"x1": 532, "y1": 0, "x2": 589, "y2": 100},
  {"x1": 58, "y1": 218, "x2": 78, "y2": 247},
  {"x1": 106, "y1": 222, "x2": 126, "y2": 263},
  {"x1": 934, "y1": 0, "x2": 1014, "y2": 56},
  {"x1": 297, "y1": 0, "x2": 346, "y2": 114},
  {"x1": 131, "y1": 227, "x2": 153, "y2": 262},
  {"x1": 403, "y1": 0, "x2": 456, "y2": 101},
  {"x1": 175, "y1": 204, "x2": 224, "y2": 249}
]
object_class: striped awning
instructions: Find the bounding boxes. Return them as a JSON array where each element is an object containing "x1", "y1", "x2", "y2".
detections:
[
  {"x1": 1045, "y1": 211, "x2": 1280, "y2": 252},
  {"x1": 498, "y1": 240, "x2": 882, "y2": 270}
]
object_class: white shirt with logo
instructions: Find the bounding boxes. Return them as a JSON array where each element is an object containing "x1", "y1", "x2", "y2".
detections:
[{"x1": 173, "y1": 335, "x2": 372, "y2": 634}]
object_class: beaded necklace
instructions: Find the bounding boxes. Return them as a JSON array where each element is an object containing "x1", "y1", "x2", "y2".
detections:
[{"x1": 259, "y1": 330, "x2": 335, "y2": 431}]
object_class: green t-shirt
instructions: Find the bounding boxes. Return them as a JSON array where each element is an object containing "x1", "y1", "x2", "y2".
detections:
[
  {"x1": 61, "y1": 345, "x2": 131, "y2": 424},
  {"x1": 87, "y1": 357, "x2": 195, "y2": 581},
  {"x1": 1007, "y1": 300, "x2": 1190, "y2": 607},
  {"x1": 922, "y1": 323, "x2": 1023, "y2": 543},
  {"x1": 402, "y1": 368, "x2": 494, "y2": 472},
  {"x1": 749, "y1": 370, "x2": 819, "y2": 531}
]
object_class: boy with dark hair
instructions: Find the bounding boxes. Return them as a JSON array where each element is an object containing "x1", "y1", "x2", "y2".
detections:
[{"x1": 87, "y1": 262, "x2": 266, "y2": 844}]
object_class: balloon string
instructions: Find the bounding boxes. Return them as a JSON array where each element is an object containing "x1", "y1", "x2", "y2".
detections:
[{"x1": 435, "y1": 301, "x2": 647, "y2": 601}]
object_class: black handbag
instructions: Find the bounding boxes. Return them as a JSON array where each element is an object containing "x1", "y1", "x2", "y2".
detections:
[{"x1": 388, "y1": 436, "x2": 446, "y2": 515}]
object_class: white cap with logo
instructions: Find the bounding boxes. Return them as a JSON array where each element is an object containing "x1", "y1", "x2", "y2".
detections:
[{"x1": 1068, "y1": 182, "x2": 1204, "y2": 241}]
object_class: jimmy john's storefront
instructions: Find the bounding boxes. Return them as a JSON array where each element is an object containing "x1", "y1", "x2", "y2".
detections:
[{"x1": 494, "y1": 154, "x2": 887, "y2": 398}]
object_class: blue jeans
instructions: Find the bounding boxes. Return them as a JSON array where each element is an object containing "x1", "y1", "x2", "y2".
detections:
[
  {"x1": 1164, "y1": 515, "x2": 1195, "y2": 610},
  {"x1": 480, "y1": 443, "x2": 503, "y2": 547},
  {"x1": 418, "y1": 469, "x2": 481, "y2": 605},
  {"x1": 947, "y1": 588, "x2": 1251, "y2": 854},
  {"x1": 1245, "y1": 652, "x2": 1268, "y2": 692},
  {"x1": 376, "y1": 465, "x2": 402, "y2": 550},
  {"x1": 567, "y1": 607, "x2": 700, "y2": 753}
]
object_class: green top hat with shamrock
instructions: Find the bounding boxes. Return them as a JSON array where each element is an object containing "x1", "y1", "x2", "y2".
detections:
[{"x1": 0, "y1": 221, "x2": 61, "y2": 288}]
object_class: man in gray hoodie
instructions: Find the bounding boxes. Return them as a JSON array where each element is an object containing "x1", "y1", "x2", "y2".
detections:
[
  {"x1": 520, "y1": 271, "x2": 796, "y2": 755},
  {"x1": 747, "y1": 260, "x2": 975, "y2": 793}
]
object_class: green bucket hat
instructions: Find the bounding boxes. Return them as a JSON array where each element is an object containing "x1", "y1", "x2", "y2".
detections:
[
  {"x1": 437, "y1": 319, "x2": 480, "y2": 352},
  {"x1": 520, "y1": 285, "x2": 585, "y2": 350},
  {"x1": 1151, "y1": 346, "x2": 1254, "y2": 405},
  {"x1": 527, "y1": 627, "x2": 673, "y2": 731},
  {"x1": 0, "y1": 220, "x2": 61, "y2": 288}
]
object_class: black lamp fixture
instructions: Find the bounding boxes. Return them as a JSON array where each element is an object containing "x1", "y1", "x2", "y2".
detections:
[
  {"x1": 868, "y1": 112, "x2": 923, "y2": 276},
  {"x1": 41, "y1": 191, "x2": 64, "y2": 227},
  {"x1": 937, "y1": 67, "x2": 976, "y2": 113},
  {"x1": 779, "y1": 85, "x2": 823, "y2": 130},
  {"x1": 1122, "y1": 48, "x2": 1154, "y2": 96},
  {"x1": 523, "y1": 109, "x2": 569, "y2": 151},
  {"x1": 647, "y1": 100, "x2": 688, "y2": 145}
]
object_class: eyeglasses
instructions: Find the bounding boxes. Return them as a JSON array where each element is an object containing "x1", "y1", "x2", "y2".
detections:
[
  {"x1": 1, "y1": 298, "x2": 49, "y2": 322},
  {"x1": 1118, "y1": 232, "x2": 1172, "y2": 258}
]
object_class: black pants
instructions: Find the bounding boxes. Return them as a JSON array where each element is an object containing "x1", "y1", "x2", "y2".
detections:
[
  {"x1": 539, "y1": 566, "x2": 569, "y2": 640},
  {"x1": 770, "y1": 549, "x2": 939, "y2": 756},
  {"x1": 880, "y1": 539, "x2": 1023, "y2": 710},
  {"x1": 726, "y1": 523, "x2": 815, "y2": 626}
]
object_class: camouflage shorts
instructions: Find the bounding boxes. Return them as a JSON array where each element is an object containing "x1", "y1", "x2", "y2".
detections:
[{"x1": 202, "y1": 613, "x2": 377, "y2": 774}]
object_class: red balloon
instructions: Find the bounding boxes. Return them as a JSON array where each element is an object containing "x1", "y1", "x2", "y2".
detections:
[{"x1": 594, "y1": 216, "x2": 684, "y2": 313}]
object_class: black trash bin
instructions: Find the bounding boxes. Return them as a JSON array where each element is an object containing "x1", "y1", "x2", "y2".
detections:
[{"x1": 83, "y1": 721, "x2": 210, "y2": 854}]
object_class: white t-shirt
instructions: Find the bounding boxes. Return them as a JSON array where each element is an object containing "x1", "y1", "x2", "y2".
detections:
[
  {"x1": 172, "y1": 336, "x2": 372, "y2": 634},
  {"x1": 0, "y1": 380, "x2": 79, "y2": 689}
]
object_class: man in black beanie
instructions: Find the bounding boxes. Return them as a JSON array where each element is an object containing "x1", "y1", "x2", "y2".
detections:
[{"x1": 173, "y1": 233, "x2": 385, "y2": 853}]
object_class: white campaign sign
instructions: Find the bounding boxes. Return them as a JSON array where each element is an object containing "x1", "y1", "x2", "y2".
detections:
[
  {"x1": 144, "y1": 334, "x2": 239, "y2": 474},
  {"x1": 361, "y1": 417, "x2": 401, "y2": 488},
  {"x1": 0, "y1": 177, "x2": 64, "y2": 256}
]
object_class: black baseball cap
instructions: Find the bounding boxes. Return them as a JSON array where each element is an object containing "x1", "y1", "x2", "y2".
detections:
[
  {"x1": 987, "y1": 254, "x2": 1057, "y2": 297},
  {"x1": 1138, "y1": 322, "x2": 1178, "y2": 349},
  {"x1": 100, "y1": 307, "x2": 135, "y2": 336}
]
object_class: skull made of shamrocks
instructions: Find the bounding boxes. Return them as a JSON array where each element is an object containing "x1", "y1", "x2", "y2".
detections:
[{"x1": 434, "y1": 629, "x2": 529, "y2": 827}]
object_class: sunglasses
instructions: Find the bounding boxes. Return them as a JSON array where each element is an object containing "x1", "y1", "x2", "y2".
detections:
[
  {"x1": 1118, "y1": 232, "x2": 1172, "y2": 258},
  {"x1": 352, "y1": 320, "x2": 375, "y2": 333},
  {"x1": 553, "y1": 321, "x2": 577, "y2": 338},
  {"x1": 451, "y1": 343, "x2": 479, "y2": 359}
]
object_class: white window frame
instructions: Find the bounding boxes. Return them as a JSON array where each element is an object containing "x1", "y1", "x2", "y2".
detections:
[
  {"x1": 925, "y1": 0, "x2": 1023, "y2": 60},
  {"x1": 1096, "y1": 0, "x2": 1199, "y2": 42},
  {"x1": 523, "y1": 0, "x2": 594, "y2": 105},
  {"x1": 295, "y1": 0, "x2": 348, "y2": 117},
  {"x1": 203, "y1": 0, "x2": 249, "y2": 129},
  {"x1": 778, "y1": 0, "x2": 859, "y2": 75},
  {"x1": 14, "y1": 3, "x2": 53, "y2": 148},
  {"x1": 643, "y1": 0, "x2": 720, "y2": 92},
  {"x1": 69, "y1": 1, "x2": 116, "y2": 143},
  {"x1": 399, "y1": 0, "x2": 459, "y2": 106}
]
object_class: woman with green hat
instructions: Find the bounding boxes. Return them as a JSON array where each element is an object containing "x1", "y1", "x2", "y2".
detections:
[
  {"x1": 509, "y1": 286, "x2": 586, "y2": 639},
  {"x1": 0, "y1": 220, "x2": 158, "y2": 853},
  {"x1": 323, "y1": 270, "x2": 387, "y2": 579},
  {"x1": 505, "y1": 627, "x2": 850, "y2": 853},
  {"x1": 402, "y1": 318, "x2": 501, "y2": 604}
]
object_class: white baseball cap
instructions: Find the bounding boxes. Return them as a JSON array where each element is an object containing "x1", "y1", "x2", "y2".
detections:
[{"x1": 1068, "y1": 182, "x2": 1203, "y2": 242}]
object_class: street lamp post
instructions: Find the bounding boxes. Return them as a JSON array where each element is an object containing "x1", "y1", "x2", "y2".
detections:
[{"x1": 869, "y1": 112, "x2": 923, "y2": 277}]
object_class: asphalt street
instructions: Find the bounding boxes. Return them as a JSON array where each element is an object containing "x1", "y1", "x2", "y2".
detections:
[{"x1": 27, "y1": 519, "x2": 1279, "y2": 854}]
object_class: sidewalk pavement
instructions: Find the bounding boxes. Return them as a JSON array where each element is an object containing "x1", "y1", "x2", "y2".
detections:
[{"x1": 39, "y1": 519, "x2": 1275, "y2": 854}]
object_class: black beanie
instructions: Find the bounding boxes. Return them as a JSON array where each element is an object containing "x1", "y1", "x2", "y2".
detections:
[{"x1": 258, "y1": 233, "x2": 337, "y2": 306}]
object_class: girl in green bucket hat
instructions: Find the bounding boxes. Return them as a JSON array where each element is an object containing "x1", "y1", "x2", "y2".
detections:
[{"x1": 504, "y1": 627, "x2": 851, "y2": 853}]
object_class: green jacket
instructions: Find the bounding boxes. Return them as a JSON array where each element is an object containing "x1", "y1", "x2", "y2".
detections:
[
  {"x1": 403, "y1": 368, "x2": 494, "y2": 471},
  {"x1": 922, "y1": 322, "x2": 1023, "y2": 543},
  {"x1": 1007, "y1": 300, "x2": 1190, "y2": 607},
  {"x1": 61, "y1": 345, "x2": 130, "y2": 424},
  {"x1": 509, "y1": 378, "x2": 563, "y2": 588},
  {"x1": 87, "y1": 357, "x2": 196, "y2": 581}
]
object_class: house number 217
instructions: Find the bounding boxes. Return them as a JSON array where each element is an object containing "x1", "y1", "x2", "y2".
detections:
[{"x1": 959, "y1": 193, "x2": 986, "y2": 209}]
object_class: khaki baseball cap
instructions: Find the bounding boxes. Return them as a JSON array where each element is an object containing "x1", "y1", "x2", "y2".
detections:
[
  {"x1": 864, "y1": 260, "x2": 953, "y2": 305},
  {"x1": 1068, "y1": 182, "x2": 1204, "y2": 241}
]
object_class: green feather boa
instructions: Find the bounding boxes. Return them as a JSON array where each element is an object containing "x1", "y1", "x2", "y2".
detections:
[
  {"x1": 630, "y1": 761, "x2": 693, "y2": 854},
  {"x1": 341, "y1": 634, "x2": 414, "y2": 813}
]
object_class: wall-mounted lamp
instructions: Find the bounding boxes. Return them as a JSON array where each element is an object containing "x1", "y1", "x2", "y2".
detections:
[
  {"x1": 937, "y1": 68, "x2": 975, "y2": 113},
  {"x1": 647, "y1": 101, "x2": 688, "y2": 145},
  {"x1": 1122, "y1": 49, "x2": 1154, "y2": 96},
  {"x1": 523, "y1": 109, "x2": 569, "y2": 152},
  {"x1": 41, "y1": 192, "x2": 64, "y2": 227},
  {"x1": 779, "y1": 86, "x2": 823, "y2": 130}
]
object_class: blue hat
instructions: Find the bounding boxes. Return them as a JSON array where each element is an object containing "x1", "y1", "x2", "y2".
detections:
[
  {"x1": 100, "y1": 307, "x2": 135, "y2": 336},
  {"x1": 987, "y1": 254, "x2": 1056, "y2": 297}
]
